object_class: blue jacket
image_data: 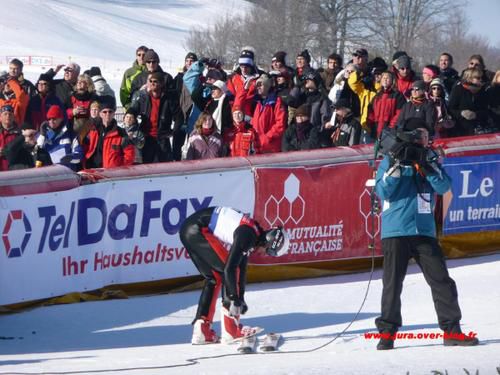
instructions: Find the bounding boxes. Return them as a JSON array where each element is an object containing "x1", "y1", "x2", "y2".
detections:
[
  {"x1": 375, "y1": 155, "x2": 451, "y2": 239},
  {"x1": 37, "y1": 121, "x2": 83, "y2": 170}
]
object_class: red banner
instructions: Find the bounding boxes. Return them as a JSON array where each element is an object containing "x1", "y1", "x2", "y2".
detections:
[{"x1": 250, "y1": 162, "x2": 382, "y2": 264}]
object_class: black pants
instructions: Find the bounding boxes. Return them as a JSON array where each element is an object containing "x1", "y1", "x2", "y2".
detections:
[
  {"x1": 142, "y1": 135, "x2": 172, "y2": 163},
  {"x1": 179, "y1": 208, "x2": 226, "y2": 323},
  {"x1": 375, "y1": 236, "x2": 462, "y2": 334}
]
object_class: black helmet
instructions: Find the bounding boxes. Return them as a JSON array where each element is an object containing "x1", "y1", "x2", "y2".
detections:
[{"x1": 265, "y1": 227, "x2": 290, "y2": 257}]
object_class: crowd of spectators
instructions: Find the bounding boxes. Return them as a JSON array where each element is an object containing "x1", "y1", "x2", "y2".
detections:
[{"x1": 0, "y1": 46, "x2": 499, "y2": 172}]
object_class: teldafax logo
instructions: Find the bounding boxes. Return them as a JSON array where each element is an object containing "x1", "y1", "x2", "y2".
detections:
[{"x1": 2, "y1": 210, "x2": 32, "y2": 258}]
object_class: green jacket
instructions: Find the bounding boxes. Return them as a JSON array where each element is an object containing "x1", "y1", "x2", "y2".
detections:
[{"x1": 120, "y1": 61, "x2": 146, "y2": 108}]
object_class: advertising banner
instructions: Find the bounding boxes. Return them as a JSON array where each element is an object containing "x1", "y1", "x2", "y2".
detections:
[
  {"x1": 443, "y1": 154, "x2": 500, "y2": 235},
  {"x1": 0, "y1": 170, "x2": 254, "y2": 305},
  {"x1": 251, "y1": 163, "x2": 382, "y2": 265}
]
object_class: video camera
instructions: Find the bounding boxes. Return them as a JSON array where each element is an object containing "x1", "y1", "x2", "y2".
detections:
[{"x1": 378, "y1": 128, "x2": 438, "y2": 165}]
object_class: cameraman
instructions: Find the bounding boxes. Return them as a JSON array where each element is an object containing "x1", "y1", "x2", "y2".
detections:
[{"x1": 374, "y1": 117, "x2": 478, "y2": 350}]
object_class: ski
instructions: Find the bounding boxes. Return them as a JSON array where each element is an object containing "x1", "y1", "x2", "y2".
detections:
[
  {"x1": 237, "y1": 334, "x2": 258, "y2": 354},
  {"x1": 259, "y1": 333, "x2": 282, "y2": 352},
  {"x1": 230, "y1": 326, "x2": 264, "y2": 343}
]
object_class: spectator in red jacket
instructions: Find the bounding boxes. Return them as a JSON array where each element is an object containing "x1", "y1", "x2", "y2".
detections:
[
  {"x1": 66, "y1": 74, "x2": 99, "y2": 121},
  {"x1": 367, "y1": 71, "x2": 406, "y2": 139},
  {"x1": 225, "y1": 105, "x2": 259, "y2": 156},
  {"x1": 393, "y1": 54, "x2": 417, "y2": 100},
  {"x1": 248, "y1": 74, "x2": 287, "y2": 153},
  {"x1": 83, "y1": 101, "x2": 135, "y2": 168},
  {"x1": 0, "y1": 104, "x2": 21, "y2": 171}
]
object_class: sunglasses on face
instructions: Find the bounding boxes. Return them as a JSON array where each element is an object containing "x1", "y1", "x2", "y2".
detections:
[
  {"x1": 101, "y1": 110, "x2": 114, "y2": 114},
  {"x1": 398, "y1": 67, "x2": 408, "y2": 71},
  {"x1": 146, "y1": 61, "x2": 158, "y2": 64},
  {"x1": 64, "y1": 69, "x2": 73, "y2": 73}
]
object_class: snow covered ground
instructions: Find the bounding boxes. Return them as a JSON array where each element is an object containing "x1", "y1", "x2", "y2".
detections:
[
  {"x1": 0, "y1": 0, "x2": 252, "y2": 100},
  {"x1": 1, "y1": 253, "x2": 499, "y2": 375}
]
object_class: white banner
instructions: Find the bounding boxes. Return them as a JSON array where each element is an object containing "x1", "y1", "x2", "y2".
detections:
[{"x1": 0, "y1": 170, "x2": 255, "y2": 305}]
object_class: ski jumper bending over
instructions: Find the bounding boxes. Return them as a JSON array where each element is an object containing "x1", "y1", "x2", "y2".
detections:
[{"x1": 180, "y1": 206, "x2": 289, "y2": 344}]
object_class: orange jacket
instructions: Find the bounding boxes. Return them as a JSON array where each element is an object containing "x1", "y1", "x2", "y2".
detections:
[
  {"x1": 84, "y1": 122, "x2": 135, "y2": 168},
  {"x1": 0, "y1": 79, "x2": 29, "y2": 125}
]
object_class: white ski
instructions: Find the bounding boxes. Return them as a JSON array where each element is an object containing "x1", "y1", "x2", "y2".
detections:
[
  {"x1": 259, "y1": 333, "x2": 282, "y2": 352},
  {"x1": 230, "y1": 326, "x2": 264, "y2": 343},
  {"x1": 237, "y1": 335, "x2": 258, "y2": 354}
]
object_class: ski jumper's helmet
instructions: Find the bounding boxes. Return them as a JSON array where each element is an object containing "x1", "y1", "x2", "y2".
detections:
[{"x1": 265, "y1": 227, "x2": 290, "y2": 257}]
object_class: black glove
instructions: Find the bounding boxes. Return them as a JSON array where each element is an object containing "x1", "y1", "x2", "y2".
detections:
[
  {"x1": 199, "y1": 57, "x2": 210, "y2": 65},
  {"x1": 240, "y1": 300, "x2": 248, "y2": 315},
  {"x1": 223, "y1": 296, "x2": 246, "y2": 317}
]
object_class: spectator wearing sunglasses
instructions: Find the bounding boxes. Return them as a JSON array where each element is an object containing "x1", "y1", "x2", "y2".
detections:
[
  {"x1": 130, "y1": 49, "x2": 174, "y2": 104},
  {"x1": 120, "y1": 45, "x2": 148, "y2": 109},
  {"x1": 130, "y1": 72, "x2": 181, "y2": 163},
  {"x1": 461, "y1": 54, "x2": 494, "y2": 87},
  {"x1": 392, "y1": 53, "x2": 417, "y2": 100},
  {"x1": 396, "y1": 80, "x2": 436, "y2": 137}
]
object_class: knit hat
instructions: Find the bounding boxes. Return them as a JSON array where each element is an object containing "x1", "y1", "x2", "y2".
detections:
[
  {"x1": 412, "y1": 80, "x2": 426, "y2": 91},
  {"x1": 37, "y1": 72, "x2": 53, "y2": 84},
  {"x1": 302, "y1": 69, "x2": 321, "y2": 87},
  {"x1": 272, "y1": 51, "x2": 287, "y2": 64},
  {"x1": 396, "y1": 55, "x2": 411, "y2": 69},
  {"x1": 392, "y1": 51, "x2": 408, "y2": 63},
  {"x1": 239, "y1": 50, "x2": 255, "y2": 66},
  {"x1": 149, "y1": 71, "x2": 164, "y2": 82},
  {"x1": 99, "y1": 97, "x2": 116, "y2": 112},
  {"x1": 0, "y1": 104, "x2": 14, "y2": 113},
  {"x1": 430, "y1": 78, "x2": 445, "y2": 89},
  {"x1": 295, "y1": 104, "x2": 311, "y2": 117},
  {"x1": 370, "y1": 57, "x2": 388, "y2": 75},
  {"x1": 297, "y1": 49, "x2": 311, "y2": 63},
  {"x1": 144, "y1": 49, "x2": 160, "y2": 62},
  {"x1": 352, "y1": 48, "x2": 368, "y2": 57},
  {"x1": 46, "y1": 105, "x2": 64, "y2": 119},
  {"x1": 185, "y1": 52, "x2": 198, "y2": 61},
  {"x1": 88, "y1": 66, "x2": 102, "y2": 77},
  {"x1": 256, "y1": 74, "x2": 272, "y2": 90},
  {"x1": 211, "y1": 80, "x2": 227, "y2": 93}
]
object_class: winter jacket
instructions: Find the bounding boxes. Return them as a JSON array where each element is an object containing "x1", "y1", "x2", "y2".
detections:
[
  {"x1": 37, "y1": 121, "x2": 83, "y2": 170},
  {"x1": 191, "y1": 88, "x2": 233, "y2": 137},
  {"x1": 54, "y1": 79, "x2": 75, "y2": 107},
  {"x1": 92, "y1": 75, "x2": 115, "y2": 99},
  {"x1": 439, "y1": 68, "x2": 459, "y2": 94},
  {"x1": 288, "y1": 88, "x2": 331, "y2": 129},
  {"x1": 368, "y1": 88, "x2": 406, "y2": 138},
  {"x1": 227, "y1": 72, "x2": 258, "y2": 118},
  {"x1": 328, "y1": 70, "x2": 361, "y2": 118},
  {"x1": 26, "y1": 94, "x2": 66, "y2": 130},
  {"x1": 66, "y1": 91, "x2": 99, "y2": 120},
  {"x1": 0, "y1": 125, "x2": 21, "y2": 171},
  {"x1": 397, "y1": 98, "x2": 437, "y2": 137},
  {"x1": 249, "y1": 92, "x2": 287, "y2": 153},
  {"x1": 394, "y1": 69, "x2": 417, "y2": 100},
  {"x1": 0, "y1": 79, "x2": 29, "y2": 125},
  {"x1": 448, "y1": 82, "x2": 490, "y2": 137},
  {"x1": 375, "y1": 155, "x2": 451, "y2": 239},
  {"x1": 319, "y1": 67, "x2": 342, "y2": 91},
  {"x1": 186, "y1": 130, "x2": 223, "y2": 160},
  {"x1": 120, "y1": 60, "x2": 147, "y2": 108},
  {"x1": 348, "y1": 71, "x2": 377, "y2": 130},
  {"x1": 225, "y1": 121, "x2": 260, "y2": 156},
  {"x1": 487, "y1": 85, "x2": 500, "y2": 129},
  {"x1": 324, "y1": 114, "x2": 362, "y2": 147},
  {"x1": 84, "y1": 120, "x2": 135, "y2": 168},
  {"x1": 129, "y1": 89, "x2": 181, "y2": 142},
  {"x1": 282, "y1": 121, "x2": 321, "y2": 152},
  {"x1": 4, "y1": 135, "x2": 52, "y2": 170},
  {"x1": 16, "y1": 74, "x2": 38, "y2": 99}
]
